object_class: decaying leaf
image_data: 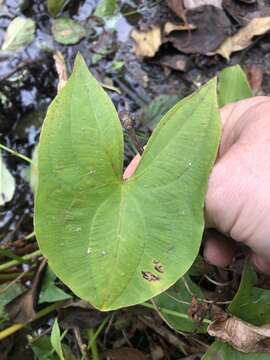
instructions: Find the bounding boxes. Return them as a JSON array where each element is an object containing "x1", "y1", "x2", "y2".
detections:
[
  {"x1": 53, "y1": 51, "x2": 68, "y2": 92},
  {"x1": 52, "y1": 18, "x2": 85, "y2": 45},
  {"x1": 245, "y1": 65, "x2": 264, "y2": 95},
  {"x1": 5, "y1": 259, "x2": 46, "y2": 323},
  {"x1": 58, "y1": 300, "x2": 107, "y2": 329},
  {"x1": 158, "y1": 53, "x2": 189, "y2": 72},
  {"x1": 164, "y1": 21, "x2": 196, "y2": 35},
  {"x1": 216, "y1": 17, "x2": 270, "y2": 60},
  {"x1": 104, "y1": 348, "x2": 146, "y2": 360},
  {"x1": 1, "y1": 16, "x2": 35, "y2": 51},
  {"x1": 166, "y1": 0, "x2": 186, "y2": 21},
  {"x1": 131, "y1": 21, "x2": 196, "y2": 60},
  {"x1": 166, "y1": 6, "x2": 232, "y2": 54},
  {"x1": 131, "y1": 26, "x2": 162, "y2": 59},
  {"x1": 0, "y1": 150, "x2": 15, "y2": 206},
  {"x1": 208, "y1": 315, "x2": 270, "y2": 353},
  {"x1": 183, "y1": 0, "x2": 222, "y2": 8}
]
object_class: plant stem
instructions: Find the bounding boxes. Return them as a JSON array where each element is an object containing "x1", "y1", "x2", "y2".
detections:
[
  {"x1": 0, "y1": 249, "x2": 42, "y2": 272},
  {"x1": 141, "y1": 302, "x2": 211, "y2": 325},
  {"x1": 100, "y1": 82, "x2": 121, "y2": 94},
  {"x1": 87, "y1": 316, "x2": 110, "y2": 350},
  {"x1": 89, "y1": 329, "x2": 99, "y2": 360},
  {"x1": 25, "y1": 231, "x2": 35, "y2": 241},
  {"x1": 0, "y1": 144, "x2": 32, "y2": 164},
  {"x1": 0, "y1": 301, "x2": 65, "y2": 341}
]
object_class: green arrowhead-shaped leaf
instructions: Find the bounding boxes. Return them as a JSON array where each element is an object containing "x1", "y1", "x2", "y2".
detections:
[
  {"x1": 35, "y1": 54, "x2": 220, "y2": 311},
  {"x1": 218, "y1": 65, "x2": 252, "y2": 108}
]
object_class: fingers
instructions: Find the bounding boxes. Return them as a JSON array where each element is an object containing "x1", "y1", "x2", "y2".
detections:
[
  {"x1": 123, "y1": 153, "x2": 141, "y2": 179},
  {"x1": 203, "y1": 230, "x2": 236, "y2": 268},
  {"x1": 218, "y1": 96, "x2": 270, "y2": 157},
  {"x1": 251, "y1": 254, "x2": 270, "y2": 275},
  {"x1": 204, "y1": 230, "x2": 270, "y2": 274}
]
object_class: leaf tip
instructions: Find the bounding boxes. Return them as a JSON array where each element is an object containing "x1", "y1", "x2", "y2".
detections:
[{"x1": 74, "y1": 52, "x2": 87, "y2": 71}]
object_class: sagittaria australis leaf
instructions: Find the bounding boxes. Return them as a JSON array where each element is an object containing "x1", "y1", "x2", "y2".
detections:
[{"x1": 35, "y1": 54, "x2": 220, "y2": 311}]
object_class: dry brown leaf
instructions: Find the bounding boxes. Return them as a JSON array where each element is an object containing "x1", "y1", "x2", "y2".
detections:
[
  {"x1": 166, "y1": 0, "x2": 186, "y2": 20},
  {"x1": 5, "y1": 259, "x2": 46, "y2": 323},
  {"x1": 208, "y1": 315, "x2": 270, "y2": 353},
  {"x1": 164, "y1": 21, "x2": 196, "y2": 35},
  {"x1": 131, "y1": 26, "x2": 161, "y2": 60},
  {"x1": 104, "y1": 347, "x2": 146, "y2": 360},
  {"x1": 216, "y1": 17, "x2": 270, "y2": 59},
  {"x1": 158, "y1": 53, "x2": 189, "y2": 72},
  {"x1": 166, "y1": 6, "x2": 231, "y2": 55},
  {"x1": 58, "y1": 300, "x2": 107, "y2": 329},
  {"x1": 183, "y1": 0, "x2": 222, "y2": 8},
  {"x1": 245, "y1": 65, "x2": 264, "y2": 95},
  {"x1": 53, "y1": 51, "x2": 68, "y2": 93}
]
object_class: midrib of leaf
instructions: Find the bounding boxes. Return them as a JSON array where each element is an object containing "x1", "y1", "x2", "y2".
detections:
[
  {"x1": 99, "y1": 185, "x2": 126, "y2": 307},
  {"x1": 102, "y1": 190, "x2": 147, "y2": 308}
]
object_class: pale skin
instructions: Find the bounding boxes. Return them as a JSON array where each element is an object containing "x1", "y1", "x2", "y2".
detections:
[{"x1": 124, "y1": 97, "x2": 270, "y2": 273}]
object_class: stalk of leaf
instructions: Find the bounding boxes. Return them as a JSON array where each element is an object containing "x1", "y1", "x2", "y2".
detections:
[
  {"x1": 0, "y1": 300, "x2": 66, "y2": 340},
  {"x1": 141, "y1": 302, "x2": 211, "y2": 325},
  {"x1": 0, "y1": 143, "x2": 32, "y2": 164},
  {"x1": 0, "y1": 249, "x2": 42, "y2": 272}
]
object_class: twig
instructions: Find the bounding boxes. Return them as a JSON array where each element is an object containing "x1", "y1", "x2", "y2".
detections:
[
  {"x1": 182, "y1": 277, "x2": 231, "y2": 305},
  {"x1": 0, "y1": 57, "x2": 44, "y2": 82},
  {"x1": 0, "y1": 144, "x2": 32, "y2": 164},
  {"x1": 0, "y1": 270, "x2": 29, "y2": 294},
  {"x1": 204, "y1": 274, "x2": 232, "y2": 287},
  {"x1": 74, "y1": 326, "x2": 90, "y2": 360},
  {"x1": 25, "y1": 231, "x2": 35, "y2": 241},
  {"x1": 139, "y1": 315, "x2": 188, "y2": 355},
  {"x1": 163, "y1": 292, "x2": 191, "y2": 306},
  {"x1": 120, "y1": 107, "x2": 144, "y2": 155},
  {"x1": 100, "y1": 82, "x2": 121, "y2": 94},
  {"x1": 0, "y1": 249, "x2": 42, "y2": 272},
  {"x1": 141, "y1": 302, "x2": 211, "y2": 325},
  {"x1": 0, "y1": 301, "x2": 65, "y2": 341}
]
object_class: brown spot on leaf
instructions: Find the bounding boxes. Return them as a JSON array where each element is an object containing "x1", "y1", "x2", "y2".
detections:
[
  {"x1": 142, "y1": 271, "x2": 160, "y2": 282},
  {"x1": 153, "y1": 260, "x2": 164, "y2": 273}
]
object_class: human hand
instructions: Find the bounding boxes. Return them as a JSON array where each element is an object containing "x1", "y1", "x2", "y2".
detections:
[{"x1": 124, "y1": 97, "x2": 270, "y2": 273}]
